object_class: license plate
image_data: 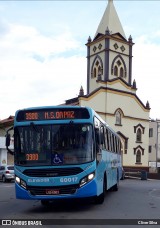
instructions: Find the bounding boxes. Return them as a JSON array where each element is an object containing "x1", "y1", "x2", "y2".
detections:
[{"x1": 46, "y1": 189, "x2": 59, "y2": 195}]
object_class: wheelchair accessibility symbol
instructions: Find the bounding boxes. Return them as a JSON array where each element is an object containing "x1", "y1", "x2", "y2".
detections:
[{"x1": 52, "y1": 153, "x2": 63, "y2": 164}]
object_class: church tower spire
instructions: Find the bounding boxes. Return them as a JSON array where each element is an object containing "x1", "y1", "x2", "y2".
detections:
[
  {"x1": 86, "y1": 0, "x2": 134, "y2": 94},
  {"x1": 95, "y1": 0, "x2": 126, "y2": 39}
]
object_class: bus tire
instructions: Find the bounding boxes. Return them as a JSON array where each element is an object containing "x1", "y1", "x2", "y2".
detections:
[
  {"x1": 112, "y1": 178, "x2": 119, "y2": 191},
  {"x1": 41, "y1": 200, "x2": 50, "y2": 207},
  {"x1": 95, "y1": 176, "x2": 106, "y2": 204},
  {"x1": 112, "y1": 182, "x2": 119, "y2": 191},
  {"x1": 112, "y1": 170, "x2": 119, "y2": 191}
]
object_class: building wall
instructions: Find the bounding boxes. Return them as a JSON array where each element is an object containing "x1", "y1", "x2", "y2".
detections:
[
  {"x1": 149, "y1": 121, "x2": 157, "y2": 162},
  {"x1": 0, "y1": 128, "x2": 7, "y2": 137},
  {"x1": 0, "y1": 119, "x2": 14, "y2": 165},
  {"x1": 0, "y1": 148, "x2": 7, "y2": 166},
  {"x1": 79, "y1": 87, "x2": 149, "y2": 169},
  {"x1": 149, "y1": 120, "x2": 160, "y2": 172}
]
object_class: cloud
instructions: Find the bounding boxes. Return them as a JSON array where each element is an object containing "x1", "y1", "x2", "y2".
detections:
[
  {"x1": 0, "y1": 19, "x2": 10, "y2": 37},
  {"x1": 0, "y1": 21, "x2": 86, "y2": 119},
  {"x1": 0, "y1": 22, "x2": 80, "y2": 60},
  {"x1": 133, "y1": 33, "x2": 160, "y2": 119}
]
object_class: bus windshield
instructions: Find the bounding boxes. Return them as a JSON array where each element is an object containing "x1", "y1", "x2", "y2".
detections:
[{"x1": 14, "y1": 124, "x2": 94, "y2": 166}]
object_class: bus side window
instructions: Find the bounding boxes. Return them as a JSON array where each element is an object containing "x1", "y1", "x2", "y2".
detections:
[
  {"x1": 113, "y1": 135, "x2": 118, "y2": 153},
  {"x1": 119, "y1": 140, "x2": 122, "y2": 154},
  {"x1": 112, "y1": 135, "x2": 116, "y2": 153},
  {"x1": 95, "y1": 128, "x2": 100, "y2": 152},
  {"x1": 110, "y1": 132, "x2": 114, "y2": 152},
  {"x1": 109, "y1": 132, "x2": 113, "y2": 152},
  {"x1": 114, "y1": 136, "x2": 117, "y2": 153},
  {"x1": 100, "y1": 126, "x2": 106, "y2": 150},
  {"x1": 105, "y1": 128, "x2": 109, "y2": 151}
]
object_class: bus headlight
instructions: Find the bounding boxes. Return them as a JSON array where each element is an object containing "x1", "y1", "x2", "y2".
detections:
[
  {"x1": 15, "y1": 176, "x2": 20, "y2": 184},
  {"x1": 15, "y1": 176, "x2": 27, "y2": 189},
  {"x1": 80, "y1": 172, "x2": 95, "y2": 187}
]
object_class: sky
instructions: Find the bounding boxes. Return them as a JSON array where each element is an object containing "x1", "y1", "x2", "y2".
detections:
[{"x1": 0, "y1": 0, "x2": 160, "y2": 120}]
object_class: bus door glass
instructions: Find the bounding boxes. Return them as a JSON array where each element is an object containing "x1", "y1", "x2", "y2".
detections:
[{"x1": 94, "y1": 117, "x2": 102, "y2": 162}]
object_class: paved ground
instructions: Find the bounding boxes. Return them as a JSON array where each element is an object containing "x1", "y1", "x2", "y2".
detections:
[{"x1": 0, "y1": 178, "x2": 160, "y2": 227}]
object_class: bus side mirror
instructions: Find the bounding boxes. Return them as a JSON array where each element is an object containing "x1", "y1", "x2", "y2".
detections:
[{"x1": 6, "y1": 134, "x2": 11, "y2": 147}]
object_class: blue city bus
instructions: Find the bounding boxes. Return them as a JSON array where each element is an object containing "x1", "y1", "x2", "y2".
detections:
[{"x1": 6, "y1": 106, "x2": 122, "y2": 205}]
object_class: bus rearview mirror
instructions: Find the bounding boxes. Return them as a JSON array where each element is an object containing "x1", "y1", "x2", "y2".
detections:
[{"x1": 6, "y1": 134, "x2": 11, "y2": 147}]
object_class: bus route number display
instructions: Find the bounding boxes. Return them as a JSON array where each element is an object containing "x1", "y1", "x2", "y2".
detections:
[
  {"x1": 16, "y1": 108, "x2": 90, "y2": 121},
  {"x1": 26, "y1": 153, "x2": 39, "y2": 161},
  {"x1": 25, "y1": 111, "x2": 75, "y2": 120}
]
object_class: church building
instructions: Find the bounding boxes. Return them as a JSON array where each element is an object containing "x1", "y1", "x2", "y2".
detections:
[{"x1": 65, "y1": 0, "x2": 150, "y2": 171}]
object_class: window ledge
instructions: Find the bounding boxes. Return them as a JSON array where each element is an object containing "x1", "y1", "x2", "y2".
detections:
[
  {"x1": 115, "y1": 124, "x2": 122, "y2": 126},
  {"x1": 135, "y1": 141, "x2": 142, "y2": 143},
  {"x1": 135, "y1": 162, "x2": 142, "y2": 165}
]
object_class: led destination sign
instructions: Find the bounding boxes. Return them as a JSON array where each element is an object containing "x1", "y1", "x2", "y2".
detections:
[
  {"x1": 25, "y1": 111, "x2": 74, "y2": 120},
  {"x1": 16, "y1": 108, "x2": 90, "y2": 121}
]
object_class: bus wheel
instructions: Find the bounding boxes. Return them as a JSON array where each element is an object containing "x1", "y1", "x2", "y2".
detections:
[
  {"x1": 95, "y1": 177, "x2": 106, "y2": 204},
  {"x1": 41, "y1": 200, "x2": 50, "y2": 206},
  {"x1": 112, "y1": 180, "x2": 119, "y2": 191}
]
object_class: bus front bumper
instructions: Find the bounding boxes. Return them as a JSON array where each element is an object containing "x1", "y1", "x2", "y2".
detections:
[{"x1": 15, "y1": 180, "x2": 98, "y2": 200}]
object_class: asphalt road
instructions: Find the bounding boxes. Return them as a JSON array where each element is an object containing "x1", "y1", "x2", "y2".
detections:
[{"x1": 0, "y1": 179, "x2": 160, "y2": 227}]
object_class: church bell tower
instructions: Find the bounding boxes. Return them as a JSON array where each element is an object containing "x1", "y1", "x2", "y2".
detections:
[{"x1": 86, "y1": 0, "x2": 134, "y2": 94}]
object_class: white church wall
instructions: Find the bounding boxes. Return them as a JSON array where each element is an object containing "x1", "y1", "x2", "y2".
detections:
[
  {"x1": 79, "y1": 90, "x2": 149, "y2": 168},
  {"x1": 105, "y1": 81, "x2": 136, "y2": 94}
]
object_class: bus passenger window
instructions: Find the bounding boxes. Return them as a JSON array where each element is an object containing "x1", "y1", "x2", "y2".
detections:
[
  {"x1": 105, "y1": 129, "x2": 110, "y2": 151},
  {"x1": 109, "y1": 132, "x2": 113, "y2": 152},
  {"x1": 100, "y1": 126, "x2": 106, "y2": 150},
  {"x1": 112, "y1": 135, "x2": 115, "y2": 152},
  {"x1": 95, "y1": 128, "x2": 100, "y2": 152}
]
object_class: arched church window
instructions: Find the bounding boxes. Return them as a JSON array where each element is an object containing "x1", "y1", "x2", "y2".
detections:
[
  {"x1": 136, "y1": 128, "x2": 142, "y2": 142},
  {"x1": 111, "y1": 55, "x2": 127, "y2": 79},
  {"x1": 96, "y1": 60, "x2": 99, "y2": 66},
  {"x1": 120, "y1": 67, "x2": 124, "y2": 77},
  {"x1": 115, "y1": 110, "x2": 122, "y2": 125},
  {"x1": 114, "y1": 66, "x2": 118, "y2": 76},
  {"x1": 93, "y1": 67, "x2": 97, "y2": 78},
  {"x1": 91, "y1": 56, "x2": 103, "y2": 79},
  {"x1": 98, "y1": 66, "x2": 101, "y2": 76},
  {"x1": 136, "y1": 150, "x2": 141, "y2": 163},
  {"x1": 117, "y1": 60, "x2": 121, "y2": 66}
]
